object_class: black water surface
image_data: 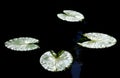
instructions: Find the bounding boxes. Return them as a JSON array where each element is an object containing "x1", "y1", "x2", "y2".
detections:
[{"x1": 0, "y1": 0, "x2": 119, "y2": 78}]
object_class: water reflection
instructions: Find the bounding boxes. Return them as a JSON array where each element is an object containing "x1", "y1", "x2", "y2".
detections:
[
  {"x1": 71, "y1": 61, "x2": 82, "y2": 78},
  {"x1": 71, "y1": 31, "x2": 83, "y2": 78},
  {"x1": 73, "y1": 31, "x2": 83, "y2": 43}
]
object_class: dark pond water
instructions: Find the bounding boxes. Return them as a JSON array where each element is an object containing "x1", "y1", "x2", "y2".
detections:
[{"x1": 0, "y1": 0, "x2": 120, "y2": 78}]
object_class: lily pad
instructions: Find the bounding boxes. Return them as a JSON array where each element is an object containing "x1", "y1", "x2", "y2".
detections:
[
  {"x1": 77, "y1": 32, "x2": 117, "y2": 49},
  {"x1": 40, "y1": 50, "x2": 73, "y2": 72},
  {"x1": 5, "y1": 37, "x2": 39, "y2": 51},
  {"x1": 57, "y1": 10, "x2": 84, "y2": 22}
]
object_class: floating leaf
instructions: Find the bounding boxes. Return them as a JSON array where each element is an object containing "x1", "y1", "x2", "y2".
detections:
[
  {"x1": 40, "y1": 50, "x2": 73, "y2": 72},
  {"x1": 57, "y1": 10, "x2": 84, "y2": 22},
  {"x1": 5, "y1": 37, "x2": 39, "y2": 51},
  {"x1": 77, "y1": 32, "x2": 117, "y2": 49}
]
